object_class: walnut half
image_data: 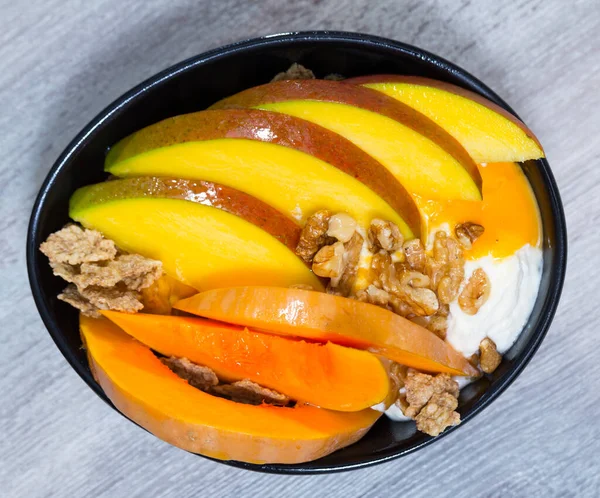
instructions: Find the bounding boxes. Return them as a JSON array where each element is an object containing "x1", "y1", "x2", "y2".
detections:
[
  {"x1": 368, "y1": 219, "x2": 403, "y2": 252},
  {"x1": 455, "y1": 222, "x2": 485, "y2": 249},
  {"x1": 459, "y1": 268, "x2": 491, "y2": 315},
  {"x1": 312, "y1": 242, "x2": 345, "y2": 279},
  {"x1": 327, "y1": 213, "x2": 357, "y2": 242},
  {"x1": 480, "y1": 337, "x2": 502, "y2": 373},
  {"x1": 295, "y1": 210, "x2": 333, "y2": 263}
]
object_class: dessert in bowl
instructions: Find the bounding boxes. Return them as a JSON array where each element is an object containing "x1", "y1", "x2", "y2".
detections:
[{"x1": 27, "y1": 32, "x2": 566, "y2": 473}]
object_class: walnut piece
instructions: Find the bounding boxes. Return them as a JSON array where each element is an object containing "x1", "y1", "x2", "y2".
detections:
[
  {"x1": 40, "y1": 224, "x2": 116, "y2": 265},
  {"x1": 296, "y1": 210, "x2": 333, "y2": 263},
  {"x1": 480, "y1": 337, "x2": 502, "y2": 373},
  {"x1": 212, "y1": 380, "x2": 291, "y2": 406},
  {"x1": 271, "y1": 63, "x2": 315, "y2": 82},
  {"x1": 415, "y1": 392, "x2": 460, "y2": 436},
  {"x1": 389, "y1": 362, "x2": 408, "y2": 390},
  {"x1": 370, "y1": 251, "x2": 394, "y2": 288},
  {"x1": 313, "y1": 241, "x2": 345, "y2": 279},
  {"x1": 432, "y1": 231, "x2": 462, "y2": 264},
  {"x1": 334, "y1": 231, "x2": 364, "y2": 294},
  {"x1": 382, "y1": 266, "x2": 439, "y2": 317},
  {"x1": 410, "y1": 310, "x2": 448, "y2": 339},
  {"x1": 455, "y1": 222, "x2": 485, "y2": 249},
  {"x1": 459, "y1": 268, "x2": 491, "y2": 315},
  {"x1": 327, "y1": 213, "x2": 357, "y2": 242},
  {"x1": 161, "y1": 357, "x2": 219, "y2": 391},
  {"x1": 355, "y1": 284, "x2": 391, "y2": 308},
  {"x1": 427, "y1": 231, "x2": 465, "y2": 304},
  {"x1": 398, "y1": 286, "x2": 439, "y2": 316},
  {"x1": 403, "y1": 238, "x2": 427, "y2": 273},
  {"x1": 399, "y1": 270, "x2": 430, "y2": 289},
  {"x1": 387, "y1": 362, "x2": 408, "y2": 406},
  {"x1": 368, "y1": 219, "x2": 403, "y2": 252},
  {"x1": 365, "y1": 244, "x2": 440, "y2": 317},
  {"x1": 427, "y1": 315, "x2": 448, "y2": 339}
]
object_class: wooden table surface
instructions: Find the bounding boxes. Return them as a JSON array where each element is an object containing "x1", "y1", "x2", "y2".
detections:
[{"x1": 1, "y1": 0, "x2": 598, "y2": 496}]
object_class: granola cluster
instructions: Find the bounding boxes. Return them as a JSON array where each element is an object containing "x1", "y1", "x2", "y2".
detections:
[
  {"x1": 391, "y1": 367, "x2": 461, "y2": 436},
  {"x1": 161, "y1": 356, "x2": 291, "y2": 406},
  {"x1": 270, "y1": 63, "x2": 344, "y2": 83},
  {"x1": 271, "y1": 63, "x2": 316, "y2": 82},
  {"x1": 40, "y1": 224, "x2": 163, "y2": 317}
]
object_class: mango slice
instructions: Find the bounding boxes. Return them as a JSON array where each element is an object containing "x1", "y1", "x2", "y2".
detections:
[
  {"x1": 70, "y1": 187, "x2": 321, "y2": 291},
  {"x1": 106, "y1": 138, "x2": 413, "y2": 237},
  {"x1": 211, "y1": 79, "x2": 482, "y2": 202},
  {"x1": 347, "y1": 75, "x2": 544, "y2": 163},
  {"x1": 105, "y1": 109, "x2": 420, "y2": 235}
]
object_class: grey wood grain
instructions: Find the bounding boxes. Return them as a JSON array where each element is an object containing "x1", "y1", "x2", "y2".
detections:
[{"x1": 1, "y1": 0, "x2": 598, "y2": 496}]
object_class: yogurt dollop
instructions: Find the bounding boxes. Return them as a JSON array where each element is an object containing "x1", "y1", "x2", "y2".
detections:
[{"x1": 446, "y1": 244, "x2": 543, "y2": 357}]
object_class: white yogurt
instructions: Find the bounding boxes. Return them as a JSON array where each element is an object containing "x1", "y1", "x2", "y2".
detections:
[
  {"x1": 446, "y1": 244, "x2": 543, "y2": 357},
  {"x1": 384, "y1": 402, "x2": 412, "y2": 422}
]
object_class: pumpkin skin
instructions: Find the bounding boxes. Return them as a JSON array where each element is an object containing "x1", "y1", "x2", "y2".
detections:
[
  {"x1": 81, "y1": 315, "x2": 381, "y2": 464},
  {"x1": 100, "y1": 310, "x2": 390, "y2": 412}
]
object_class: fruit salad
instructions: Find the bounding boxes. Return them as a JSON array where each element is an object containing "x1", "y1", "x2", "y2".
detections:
[{"x1": 40, "y1": 64, "x2": 544, "y2": 464}]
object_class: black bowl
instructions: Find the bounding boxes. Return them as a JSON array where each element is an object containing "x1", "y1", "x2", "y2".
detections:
[{"x1": 27, "y1": 31, "x2": 567, "y2": 474}]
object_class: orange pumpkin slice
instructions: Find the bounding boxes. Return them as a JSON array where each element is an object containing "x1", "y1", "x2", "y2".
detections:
[
  {"x1": 100, "y1": 310, "x2": 390, "y2": 411},
  {"x1": 174, "y1": 287, "x2": 479, "y2": 377},
  {"x1": 81, "y1": 315, "x2": 381, "y2": 464}
]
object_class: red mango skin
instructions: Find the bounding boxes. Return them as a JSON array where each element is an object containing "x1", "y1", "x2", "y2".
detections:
[
  {"x1": 344, "y1": 75, "x2": 543, "y2": 151},
  {"x1": 209, "y1": 81, "x2": 482, "y2": 196},
  {"x1": 107, "y1": 108, "x2": 421, "y2": 236},
  {"x1": 75, "y1": 176, "x2": 302, "y2": 252}
]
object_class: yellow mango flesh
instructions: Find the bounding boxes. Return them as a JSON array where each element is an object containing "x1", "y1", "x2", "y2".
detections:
[
  {"x1": 364, "y1": 83, "x2": 544, "y2": 163},
  {"x1": 140, "y1": 274, "x2": 198, "y2": 315},
  {"x1": 70, "y1": 196, "x2": 321, "y2": 291},
  {"x1": 107, "y1": 139, "x2": 413, "y2": 237},
  {"x1": 256, "y1": 101, "x2": 482, "y2": 202},
  {"x1": 81, "y1": 315, "x2": 380, "y2": 464}
]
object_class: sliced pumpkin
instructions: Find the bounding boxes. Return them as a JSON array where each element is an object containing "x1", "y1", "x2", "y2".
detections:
[
  {"x1": 81, "y1": 315, "x2": 381, "y2": 464},
  {"x1": 174, "y1": 287, "x2": 479, "y2": 377},
  {"x1": 100, "y1": 310, "x2": 390, "y2": 411}
]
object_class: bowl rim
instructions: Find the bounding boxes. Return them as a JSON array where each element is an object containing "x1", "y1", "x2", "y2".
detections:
[{"x1": 26, "y1": 30, "x2": 567, "y2": 474}]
